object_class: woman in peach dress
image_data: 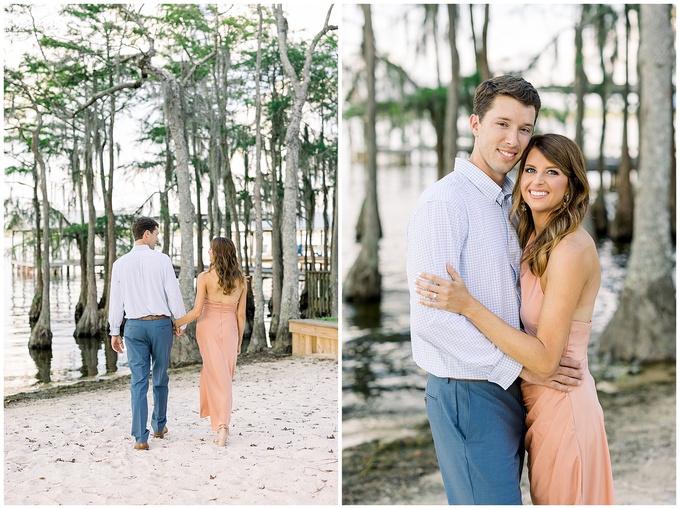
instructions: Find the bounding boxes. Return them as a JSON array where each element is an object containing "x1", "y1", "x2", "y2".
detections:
[
  {"x1": 174, "y1": 237, "x2": 247, "y2": 447},
  {"x1": 416, "y1": 134, "x2": 614, "y2": 504}
]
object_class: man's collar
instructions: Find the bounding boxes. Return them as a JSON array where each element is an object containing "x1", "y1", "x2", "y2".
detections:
[{"x1": 456, "y1": 157, "x2": 514, "y2": 204}]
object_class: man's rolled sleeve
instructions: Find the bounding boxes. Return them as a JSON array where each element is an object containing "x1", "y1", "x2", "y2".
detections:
[{"x1": 487, "y1": 351, "x2": 523, "y2": 389}]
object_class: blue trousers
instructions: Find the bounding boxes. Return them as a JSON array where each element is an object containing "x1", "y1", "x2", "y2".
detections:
[
  {"x1": 123, "y1": 318, "x2": 174, "y2": 444},
  {"x1": 425, "y1": 375, "x2": 525, "y2": 505}
]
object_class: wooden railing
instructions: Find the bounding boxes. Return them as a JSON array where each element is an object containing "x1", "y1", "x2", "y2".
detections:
[
  {"x1": 304, "y1": 270, "x2": 333, "y2": 318},
  {"x1": 289, "y1": 319, "x2": 338, "y2": 356}
]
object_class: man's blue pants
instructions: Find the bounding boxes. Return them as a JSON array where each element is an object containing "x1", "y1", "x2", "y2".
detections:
[
  {"x1": 123, "y1": 318, "x2": 174, "y2": 444},
  {"x1": 425, "y1": 374, "x2": 526, "y2": 504}
]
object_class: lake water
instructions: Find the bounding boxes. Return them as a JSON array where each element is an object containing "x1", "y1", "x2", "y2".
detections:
[
  {"x1": 4, "y1": 259, "x2": 275, "y2": 396},
  {"x1": 4, "y1": 262, "x2": 129, "y2": 396},
  {"x1": 341, "y1": 150, "x2": 637, "y2": 448}
]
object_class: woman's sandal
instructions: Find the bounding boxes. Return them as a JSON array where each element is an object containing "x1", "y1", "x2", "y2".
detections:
[{"x1": 214, "y1": 427, "x2": 229, "y2": 447}]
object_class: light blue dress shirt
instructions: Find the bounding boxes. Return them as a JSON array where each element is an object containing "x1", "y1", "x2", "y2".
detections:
[
  {"x1": 406, "y1": 158, "x2": 523, "y2": 389},
  {"x1": 108, "y1": 245, "x2": 187, "y2": 336}
]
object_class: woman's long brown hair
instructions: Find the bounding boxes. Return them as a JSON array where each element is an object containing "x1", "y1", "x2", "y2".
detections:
[
  {"x1": 209, "y1": 237, "x2": 245, "y2": 295},
  {"x1": 510, "y1": 134, "x2": 590, "y2": 276}
]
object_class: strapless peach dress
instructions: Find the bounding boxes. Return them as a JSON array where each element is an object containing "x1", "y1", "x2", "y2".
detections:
[
  {"x1": 520, "y1": 264, "x2": 615, "y2": 504},
  {"x1": 195, "y1": 300, "x2": 239, "y2": 431}
]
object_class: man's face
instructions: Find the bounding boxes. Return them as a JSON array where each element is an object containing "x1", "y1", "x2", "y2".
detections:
[{"x1": 468, "y1": 95, "x2": 537, "y2": 185}]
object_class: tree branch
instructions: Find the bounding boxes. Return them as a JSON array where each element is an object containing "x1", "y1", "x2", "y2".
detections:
[
  {"x1": 273, "y1": 4, "x2": 337, "y2": 98},
  {"x1": 181, "y1": 46, "x2": 218, "y2": 88},
  {"x1": 301, "y1": 6, "x2": 337, "y2": 91},
  {"x1": 72, "y1": 79, "x2": 145, "y2": 116}
]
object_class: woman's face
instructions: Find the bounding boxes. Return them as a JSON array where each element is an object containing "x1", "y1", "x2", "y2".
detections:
[{"x1": 520, "y1": 148, "x2": 570, "y2": 221}]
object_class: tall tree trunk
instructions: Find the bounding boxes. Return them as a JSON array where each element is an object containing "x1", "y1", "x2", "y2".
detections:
[
  {"x1": 443, "y1": 4, "x2": 459, "y2": 176},
  {"x1": 591, "y1": 78, "x2": 608, "y2": 237},
  {"x1": 470, "y1": 5, "x2": 491, "y2": 82},
  {"x1": 330, "y1": 163, "x2": 338, "y2": 317},
  {"x1": 161, "y1": 128, "x2": 172, "y2": 256},
  {"x1": 248, "y1": 6, "x2": 267, "y2": 352},
  {"x1": 272, "y1": 4, "x2": 337, "y2": 351},
  {"x1": 243, "y1": 151, "x2": 251, "y2": 279},
  {"x1": 28, "y1": 159, "x2": 43, "y2": 326},
  {"x1": 574, "y1": 6, "x2": 587, "y2": 150},
  {"x1": 162, "y1": 77, "x2": 202, "y2": 366},
  {"x1": 609, "y1": 4, "x2": 634, "y2": 242},
  {"x1": 208, "y1": 113, "x2": 221, "y2": 238},
  {"x1": 217, "y1": 44, "x2": 241, "y2": 258},
  {"x1": 74, "y1": 138, "x2": 87, "y2": 323},
  {"x1": 191, "y1": 117, "x2": 204, "y2": 273},
  {"x1": 75, "y1": 108, "x2": 102, "y2": 337},
  {"x1": 430, "y1": 99, "x2": 446, "y2": 180},
  {"x1": 670, "y1": 123, "x2": 676, "y2": 242},
  {"x1": 322, "y1": 157, "x2": 329, "y2": 271},
  {"x1": 241, "y1": 150, "x2": 254, "y2": 349},
  {"x1": 101, "y1": 93, "x2": 117, "y2": 319},
  {"x1": 268, "y1": 60, "x2": 287, "y2": 343},
  {"x1": 598, "y1": 4, "x2": 675, "y2": 362},
  {"x1": 28, "y1": 99, "x2": 53, "y2": 349},
  {"x1": 269, "y1": 138, "x2": 284, "y2": 343},
  {"x1": 344, "y1": 4, "x2": 381, "y2": 303},
  {"x1": 97, "y1": 93, "x2": 115, "y2": 326},
  {"x1": 223, "y1": 153, "x2": 242, "y2": 264}
]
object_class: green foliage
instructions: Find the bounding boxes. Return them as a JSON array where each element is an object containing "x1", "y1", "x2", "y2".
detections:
[
  {"x1": 5, "y1": 165, "x2": 31, "y2": 176},
  {"x1": 5, "y1": 3, "x2": 338, "y2": 259},
  {"x1": 144, "y1": 125, "x2": 168, "y2": 145}
]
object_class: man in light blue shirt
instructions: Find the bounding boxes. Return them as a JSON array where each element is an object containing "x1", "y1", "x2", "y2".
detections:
[
  {"x1": 407, "y1": 76, "x2": 581, "y2": 504},
  {"x1": 109, "y1": 217, "x2": 187, "y2": 450}
]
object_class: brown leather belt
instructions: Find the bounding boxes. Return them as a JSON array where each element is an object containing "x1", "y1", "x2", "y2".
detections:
[
  {"x1": 448, "y1": 378, "x2": 488, "y2": 382},
  {"x1": 136, "y1": 315, "x2": 170, "y2": 321}
]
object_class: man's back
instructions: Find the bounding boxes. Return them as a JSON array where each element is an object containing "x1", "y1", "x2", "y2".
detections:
[{"x1": 109, "y1": 245, "x2": 185, "y2": 330}]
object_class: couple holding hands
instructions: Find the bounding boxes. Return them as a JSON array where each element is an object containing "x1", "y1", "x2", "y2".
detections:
[{"x1": 108, "y1": 218, "x2": 246, "y2": 451}]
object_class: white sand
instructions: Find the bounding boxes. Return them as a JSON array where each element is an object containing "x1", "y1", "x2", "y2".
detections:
[{"x1": 4, "y1": 355, "x2": 339, "y2": 505}]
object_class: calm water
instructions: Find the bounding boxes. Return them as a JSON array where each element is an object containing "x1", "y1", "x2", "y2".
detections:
[
  {"x1": 4, "y1": 259, "x2": 275, "y2": 396},
  {"x1": 341, "y1": 150, "x2": 640, "y2": 447},
  {"x1": 4, "y1": 262, "x2": 129, "y2": 396}
]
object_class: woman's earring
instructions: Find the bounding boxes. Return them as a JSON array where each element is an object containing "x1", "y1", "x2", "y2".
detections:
[{"x1": 564, "y1": 194, "x2": 570, "y2": 203}]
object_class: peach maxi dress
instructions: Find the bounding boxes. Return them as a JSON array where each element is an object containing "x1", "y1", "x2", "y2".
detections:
[
  {"x1": 195, "y1": 300, "x2": 239, "y2": 431},
  {"x1": 520, "y1": 263, "x2": 615, "y2": 504}
]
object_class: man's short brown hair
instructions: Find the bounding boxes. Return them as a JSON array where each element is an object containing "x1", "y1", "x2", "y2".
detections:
[
  {"x1": 132, "y1": 217, "x2": 159, "y2": 240},
  {"x1": 473, "y1": 75, "x2": 541, "y2": 124}
]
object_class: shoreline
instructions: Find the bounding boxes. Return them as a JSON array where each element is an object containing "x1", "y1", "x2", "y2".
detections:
[
  {"x1": 342, "y1": 362, "x2": 676, "y2": 505},
  {"x1": 4, "y1": 351, "x2": 285, "y2": 406},
  {"x1": 5, "y1": 353, "x2": 339, "y2": 505}
]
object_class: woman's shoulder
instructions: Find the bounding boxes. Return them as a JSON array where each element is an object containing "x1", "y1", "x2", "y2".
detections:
[
  {"x1": 550, "y1": 228, "x2": 598, "y2": 266},
  {"x1": 198, "y1": 269, "x2": 219, "y2": 286}
]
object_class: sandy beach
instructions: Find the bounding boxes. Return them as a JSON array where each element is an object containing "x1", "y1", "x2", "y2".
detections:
[{"x1": 4, "y1": 354, "x2": 338, "y2": 505}]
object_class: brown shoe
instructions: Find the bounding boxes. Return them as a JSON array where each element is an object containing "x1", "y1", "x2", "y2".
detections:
[
  {"x1": 133, "y1": 442, "x2": 149, "y2": 450},
  {"x1": 153, "y1": 426, "x2": 168, "y2": 439}
]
